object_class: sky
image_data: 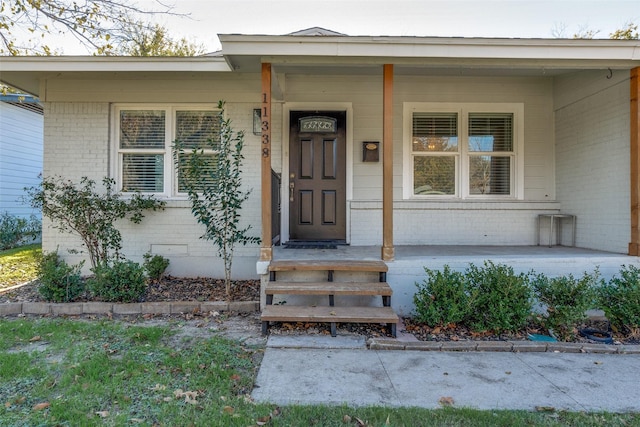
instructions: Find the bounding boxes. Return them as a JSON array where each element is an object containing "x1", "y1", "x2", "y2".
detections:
[
  {"x1": 37, "y1": 0, "x2": 640, "y2": 54},
  {"x1": 145, "y1": 0, "x2": 640, "y2": 53}
]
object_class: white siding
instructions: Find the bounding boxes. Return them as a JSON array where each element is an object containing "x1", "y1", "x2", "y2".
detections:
[
  {"x1": 284, "y1": 74, "x2": 557, "y2": 246},
  {"x1": 554, "y1": 70, "x2": 630, "y2": 253},
  {"x1": 0, "y1": 102, "x2": 43, "y2": 217}
]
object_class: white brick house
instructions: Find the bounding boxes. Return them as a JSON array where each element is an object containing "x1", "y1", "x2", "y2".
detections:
[{"x1": 2, "y1": 30, "x2": 640, "y2": 307}]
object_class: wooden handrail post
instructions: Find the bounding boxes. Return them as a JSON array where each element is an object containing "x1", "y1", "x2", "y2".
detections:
[
  {"x1": 381, "y1": 64, "x2": 395, "y2": 261},
  {"x1": 630, "y1": 67, "x2": 640, "y2": 256},
  {"x1": 260, "y1": 63, "x2": 273, "y2": 261}
]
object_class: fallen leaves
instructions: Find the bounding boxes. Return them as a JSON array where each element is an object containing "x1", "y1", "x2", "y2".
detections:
[
  {"x1": 173, "y1": 389, "x2": 199, "y2": 405},
  {"x1": 248, "y1": 406, "x2": 281, "y2": 426},
  {"x1": 438, "y1": 396, "x2": 455, "y2": 407},
  {"x1": 32, "y1": 402, "x2": 50, "y2": 411}
]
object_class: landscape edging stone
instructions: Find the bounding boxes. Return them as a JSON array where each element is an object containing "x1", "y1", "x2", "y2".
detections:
[{"x1": 0, "y1": 300, "x2": 260, "y2": 318}]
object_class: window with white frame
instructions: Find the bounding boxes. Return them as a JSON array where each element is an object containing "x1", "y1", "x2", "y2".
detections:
[
  {"x1": 114, "y1": 105, "x2": 221, "y2": 196},
  {"x1": 404, "y1": 103, "x2": 523, "y2": 199}
]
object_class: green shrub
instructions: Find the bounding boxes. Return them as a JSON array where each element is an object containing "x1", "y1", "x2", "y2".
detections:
[
  {"x1": 0, "y1": 212, "x2": 41, "y2": 250},
  {"x1": 38, "y1": 251, "x2": 85, "y2": 302},
  {"x1": 143, "y1": 252, "x2": 170, "y2": 281},
  {"x1": 414, "y1": 266, "x2": 469, "y2": 326},
  {"x1": 532, "y1": 270, "x2": 599, "y2": 340},
  {"x1": 598, "y1": 265, "x2": 640, "y2": 335},
  {"x1": 466, "y1": 261, "x2": 533, "y2": 334},
  {"x1": 89, "y1": 260, "x2": 147, "y2": 302}
]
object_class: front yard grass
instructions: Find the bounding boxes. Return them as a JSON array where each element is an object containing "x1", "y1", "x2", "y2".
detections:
[
  {"x1": 0, "y1": 244, "x2": 41, "y2": 291},
  {"x1": 1, "y1": 318, "x2": 639, "y2": 426}
]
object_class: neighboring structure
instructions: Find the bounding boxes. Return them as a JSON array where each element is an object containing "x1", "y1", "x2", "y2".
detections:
[
  {"x1": 1, "y1": 28, "x2": 640, "y2": 290},
  {"x1": 0, "y1": 94, "x2": 43, "y2": 218}
]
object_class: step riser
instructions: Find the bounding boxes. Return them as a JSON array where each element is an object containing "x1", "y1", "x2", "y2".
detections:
[
  {"x1": 270, "y1": 270, "x2": 381, "y2": 282},
  {"x1": 270, "y1": 295, "x2": 385, "y2": 307}
]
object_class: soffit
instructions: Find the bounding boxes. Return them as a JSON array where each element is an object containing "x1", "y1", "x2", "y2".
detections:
[{"x1": 220, "y1": 33, "x2": 640, "y2": 76}]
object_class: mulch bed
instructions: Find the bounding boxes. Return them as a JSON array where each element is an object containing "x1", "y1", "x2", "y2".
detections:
[{"x1": 0, "y1": 276, "x2": 260, "y2": 304}]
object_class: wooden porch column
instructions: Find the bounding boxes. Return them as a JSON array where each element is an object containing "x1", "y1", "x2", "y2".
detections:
[
  {"x1": 630, "y1": 67, "x2": 640, "y2": 256},
  {"x1": 381, "y1": 64, "x2": 395, "y2": 261},
  {"x1": 260, "y1": 63, "x2": 273, "y2": 261}
]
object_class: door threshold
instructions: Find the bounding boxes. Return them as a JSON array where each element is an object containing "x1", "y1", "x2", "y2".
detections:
[{"x1": 283, "y1": 240, "x2": 347, "y2": 249}]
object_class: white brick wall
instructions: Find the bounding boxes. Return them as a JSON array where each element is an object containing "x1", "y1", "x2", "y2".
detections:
[
  {"x1": 42, "y1": 101, "x2": 261, "y2": 278},
  {"x1": 554, "y1": 71, "x2": 630, "y2": 253}
]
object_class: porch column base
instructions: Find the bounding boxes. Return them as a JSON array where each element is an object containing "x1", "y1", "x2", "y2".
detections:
[
  {"x1": 381, "y1": 245, "x2": 395, "y2": 261},
  {"x1": 259, "y1": 247, "x2": 273, "y2": 262},
  {"x1": 629, "y1": 243, "x2": 640, "y2": 256}
]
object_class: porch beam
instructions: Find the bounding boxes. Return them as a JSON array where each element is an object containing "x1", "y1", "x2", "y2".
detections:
[
  {"x1": 381, "y1": 64, "x2": 395, "y2": 261},
  {"x1": 260, "y1": 62, "x2": 273, "y2": 261},
  {"x1": 630, "y1": 67, "x2": 640, "y2": 256}
]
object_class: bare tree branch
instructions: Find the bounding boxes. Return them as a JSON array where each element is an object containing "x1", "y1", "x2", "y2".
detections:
[{"x1": 1, "y1": 0, "x2": 187, "y2": 55}]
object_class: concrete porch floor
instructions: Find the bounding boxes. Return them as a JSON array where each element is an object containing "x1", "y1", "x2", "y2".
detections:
[
  {"x1": 273, "y1": 244, "x2": 630, "y2": 261},
  {"x1": 271, "y1": 245, "x2": 640, "y2": 315}
]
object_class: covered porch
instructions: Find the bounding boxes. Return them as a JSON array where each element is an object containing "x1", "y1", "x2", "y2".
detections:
[{"x1": 231, "y1": 34, "x2": 640, "y2": 263}]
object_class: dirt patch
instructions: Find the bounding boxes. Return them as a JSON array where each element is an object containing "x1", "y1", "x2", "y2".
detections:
[{"x1": 136, "y1": 312, "x2": 267, "y2": 348}]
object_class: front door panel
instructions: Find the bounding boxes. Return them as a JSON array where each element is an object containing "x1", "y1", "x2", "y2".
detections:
[{"x1": 289, "y1": 111, "x2": 346, "y2": 241}]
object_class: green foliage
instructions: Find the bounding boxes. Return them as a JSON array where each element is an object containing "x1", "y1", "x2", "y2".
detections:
[
  {"x1": 173, "y1": 101, "x2": 260, "y2": 295},
  {"x1": 117, "y1": 24, "x2": 205, "y2": 56},
  {"x1": 143, "y1": 252, "x2": 170, "y2": 281},
  {"x1": 533, "y1": 270, "x2": 600, "y2": 340},
  {"x1": 88, "y1": 259, "x2": 146, "y2": 303},
  {"x1": 0, "y1": 0, "x2": 176, "y2": 55},
  {"x1": 598, "y1": 264, "x2": 640, "y2": 335},
  {"x1": 37, "y1": 251, "x2": 84, "y2": 302},
  {"x1": 26, "y1": 176, "x2": 165, "y2": 269},
  {"x1": 0, "y1": 212, "x2": 41, "y2": 250},
  {"x1": 413, "y1": 266, "x2": 469, "y2": 326},
  {"x1": 466, "y1": 261, "x2": 533, "y2": 334}
]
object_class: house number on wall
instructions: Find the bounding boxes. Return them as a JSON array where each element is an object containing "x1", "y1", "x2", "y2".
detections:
[{"x1": 262, "y1": 92, "x2": 270, "y2": 157}]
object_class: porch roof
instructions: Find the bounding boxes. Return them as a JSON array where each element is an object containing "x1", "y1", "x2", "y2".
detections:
[
  {"x1": 1, "y1": 32, "x2": 639, "y2": 96},
  {"x1": 218, "y1": 33, "x2": 640, "y2": 75}
]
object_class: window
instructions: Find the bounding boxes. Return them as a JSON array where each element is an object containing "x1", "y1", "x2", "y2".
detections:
[
  {"x1": 404, "y1": 103, "x2": 523, "y2": 199},
  {"x1": 114, "y1": 105, "x2": 221, "y2": 196}
]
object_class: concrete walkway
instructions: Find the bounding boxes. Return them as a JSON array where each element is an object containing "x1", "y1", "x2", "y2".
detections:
[{"x1": 252, "y1": 335, "x2": 640, "y2": 412}]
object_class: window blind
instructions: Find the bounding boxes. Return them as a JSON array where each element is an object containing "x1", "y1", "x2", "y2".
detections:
[
  {"x1": 122, "y1": 154, "x2": 164, "y2": 192},
  {"x1": 120, "y1": 110, "x2": 165, "y2": 149},
  {"x1": 412, "y1": 113, "x2": 458, "y2": 152},
  {"x1": 176, "y1": 111, "x2": 222, "y2": 150},
  {"x1": 468, "y1": 113, "x2": 513, "y2": 152}
]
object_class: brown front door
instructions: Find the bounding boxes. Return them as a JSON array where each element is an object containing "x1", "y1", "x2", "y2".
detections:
[{"x1": 289, "y1": 111, "x2": 346, "y2": 241}]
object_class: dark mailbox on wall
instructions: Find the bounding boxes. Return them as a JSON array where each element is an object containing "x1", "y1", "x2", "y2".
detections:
[{"x1": 362, "y1": 141, "x2": 379, "y2": 162}]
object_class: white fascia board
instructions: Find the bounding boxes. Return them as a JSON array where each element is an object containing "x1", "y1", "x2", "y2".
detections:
[
  {"x1": 0, "y1": 56, "x2": 231, "y2": 72},
  {"x1": 219, "y1": 34, "x2": 640, "y2": 62}
]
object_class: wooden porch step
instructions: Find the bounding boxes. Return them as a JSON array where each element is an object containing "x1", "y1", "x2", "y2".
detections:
[
  {"x1": 261, "y1": 305, "x2": 398, "y2": 337},
  {"x1": 265, "y1": 281, "x2": 392, "y2": 296},
  {"x1": 269, "y1": 259, "x2": 388, "y2": 273}
]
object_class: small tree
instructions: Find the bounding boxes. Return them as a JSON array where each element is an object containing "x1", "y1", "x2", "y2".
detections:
[
  {"x1": 173, "y1": 100, "x2": 260, "y2": 296},
  {"x1": 26, "y1": 176, "x2": 165, "y2": 269}
]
